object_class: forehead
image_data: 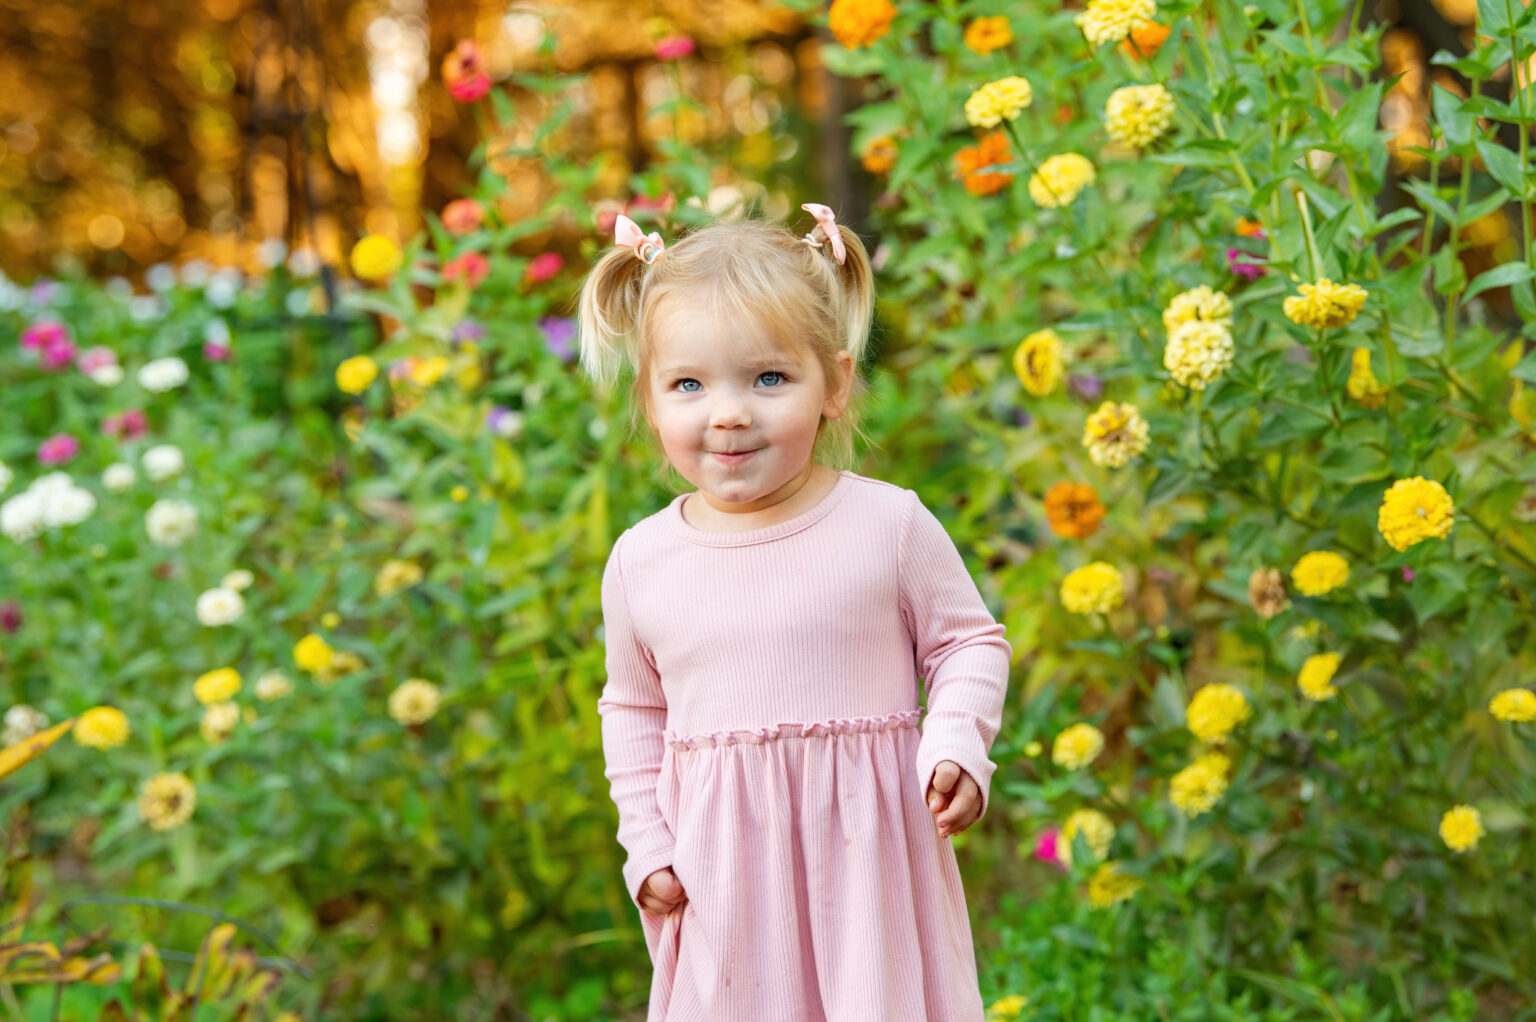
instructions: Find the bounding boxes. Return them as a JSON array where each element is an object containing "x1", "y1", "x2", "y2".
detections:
[{"x1": 649, "y1": 303, "x2": 803, "y2": 372}]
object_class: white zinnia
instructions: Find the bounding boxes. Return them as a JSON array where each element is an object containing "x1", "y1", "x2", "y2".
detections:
[
  {"x1": 141, "y1": 444, "x2": 184, "y2": 482},
  {"x1": 180, "y1": 259, "x2": 211, "y2": 288},
  {"x1": 200, "y1": 701, "x2": 239, "y2": 743},
  {"x1": 138, "y1": 357, "x2": 189, "y2": 393},
  {"x1": 145, "y1": 263, "x2": 178, "y2": 293},
  {"x1": 2, "y1": 705, "x2": 48, "y2": 746},
  {"x1": 44, "y1": 485, "x2": 96, "y2": 528},
  {"x1": 103, "y1": 463, "x2": 136, "y2": 491},
  {"x1": 222, "y1": 568, "x2": 254, "y2": 591},
  {"x1": 196, "y1": 586, "x2": 244, "y2": 626},
  {"x1": 1, "y1": 491, "x2": 44, "y2": 542},
  {"x1": 89, "y1": 363, "x2": 124, "y2": 387},
  {"x1": 254, "y1": 671, "x2": 293, "y2": 701},
  {"x1": 145, "y1": 498, "x2": 198, "y2": 547},
  {"x1": 1, "y1": 473, "x2": 96, "y2": 539}
]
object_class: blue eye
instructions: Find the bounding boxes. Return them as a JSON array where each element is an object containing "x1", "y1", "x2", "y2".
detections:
[{"x1": 670, "y1": 371, "x2": 788, "y2": 392}]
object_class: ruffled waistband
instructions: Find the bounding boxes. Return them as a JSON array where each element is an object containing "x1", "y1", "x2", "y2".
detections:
[{"x1": 663, "y1": 708, "x2": 924, "y2": 751}]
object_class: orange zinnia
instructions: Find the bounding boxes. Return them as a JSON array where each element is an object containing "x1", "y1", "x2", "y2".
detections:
[
  {"x1": 1044, "y1": 481, "x2": 1106, "y2": 539},
  {"x1": 1118, "y1": 20, "x2": 1170, "y2": 60},
  {"x1": 861, "y1": 135, "x2": 898, "y2": 175},
  {"x1": 953, "y1": 131, "x2": 1014, "y2": 196}
]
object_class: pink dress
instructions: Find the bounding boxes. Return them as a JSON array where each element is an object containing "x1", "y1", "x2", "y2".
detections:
[{"x1": 598, "y1": 470, "x2": 1012, "y2": 1021}]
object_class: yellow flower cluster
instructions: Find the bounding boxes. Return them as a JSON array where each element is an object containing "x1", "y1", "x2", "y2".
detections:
[
  {"x1": 1082, "y1": 401, "x2": 1150, "y2": 467},
  {"x1": 1051, "y1": 722, "x2": 1105, "y2": 770},
  {"x1": 74, "y1": 706, "x2": 130, "y2": 750},
  {"x1": 1104, "y1": 83, "x2": 1174, "y2": 148},
  {"x1": 1377, "y1": 476, "x2": 1454, "y2": 552},
  {"x1": 193, "y1": 667, "x2": 241, "y2": 706},
  {"x1": 1347, "y1": 348, "x2": 1388, "y2": 408},
  {"x1": 1060, "y1": 807, "x2": 1114, "y2": 866},
  {"x1": 1029, "y1": 153, "x2": 1095, "y2": 208},
  {"x1": 1439, "y1": 804, "x2": 1483, "y2": 853},
  {"x1": 1283, "y1": 278, "x2": 1368, "y2": 330},
  {"x1": 1060, "y1": 561, "x2": 1124, "y2": 614},
  {"x1": 1298, "y1": 652, "x2": 1342, "y2": 701},
  {"x1": 963, "y1": 15, "x2": 1013, "y2": 56},
  {"x1": 139, "y1": 772, "x2": 197, "y2": 831},
  {"x1": 1163, "y1": 284, "x2": 1233, "y2": 332},
  {"x1": 1163, "y1": 320, "x2": 1234, "y2": 390},
  {"x1": 200, "y1": 702, "x2": 239, "y2": 744},
  {"x1": 1186, "y1": 683, "x2": 1250, "y2": 745},
  {"x1": 1013, "y1": 329, "x2": 1065, "y2": 396},
  {"x1": 965, "y1": 75, "x2": 1034, "y2": 129},
  {"x1": 375, "y1": 559, "x2": 425, "y2": 597},
  {"x1": 294, "y1": 633, "x2": 335, "y2": 673},
  {"x1": 1086, "y1": 862, "x2": 1143, "y2": 908},
  {"x1": 985, "y1": 995, "x2": 1030, "y2": 1022},
  {"x1": 389, "y1": 678, "x2": 442, "y2": 725},
  {"x1": 1291, "y1": 550, "x2": 1349, "y2": 597},
  {"x1": 1075, "y1": 0, "x2": 1157, "y2": 46},
  {"x1": 337, "y1": 355, "x2": 379, "y2": 395},
  {"x1": 350, "y1": 236, "x2": 403, "y2": 281},
  {"x1": 255, "y1": 671, "x2": 293, "y2": 702},
  {"x1": 1169, "y1": 751, "x2": 1231, "y2": 816},
  {"x1": 1490, "y1": 688, "x2": 1536, "y2": 722},
  {"x1": 828, "y1": 0, "x2": 898, "y2": 49}
]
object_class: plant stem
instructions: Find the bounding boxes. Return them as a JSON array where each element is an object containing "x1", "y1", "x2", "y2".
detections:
[{"x1": 1509, "y1": 0, "x2": 1535, "y2": 270}]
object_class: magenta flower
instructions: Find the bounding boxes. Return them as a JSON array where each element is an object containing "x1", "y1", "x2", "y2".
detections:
[
  {"x1": 442, "y1": 40, "x2": 492, "y2": 103},
  {"x1": 1227, "y1": 248, "x2": 1266, "y2": 280},
  {"x1": 203, "y1": 340, "x2": 232, "y2": 362},
  {"x1": 1034, "y1": 827, "x2": 1065, "y2": 870},
  {"x1": 20, "y1": 320, "x2": 67, "y2": 351},
  {"x1": 655, "y1": 35, "x2": 696, "y2": 60},
  {"x1": 39, "y1": 335, "x2": 78, "y2": 371},
  {"x1": 76, "y1": 346, "x2": 118, "y2": 374},
  {"x1": 1402, "y1": 566, "x2": 1415, "y2": 582},
  {"x1": 37, "y1": 433, "x2": 80, "y2": 466},
  {"x1": 102, "y1": 409, "x2": 148, "y2": 440},
  {"x1": 0, "y1": 600, "x2": 21, "y2": 635}
]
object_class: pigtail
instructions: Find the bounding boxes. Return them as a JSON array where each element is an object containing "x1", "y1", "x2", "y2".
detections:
[
  {"x1": 577, "y1": 245, "x2": 650, "y2": 394},
  {"x1": 804, "y1": 218, "x2": 876, "y2": 363}
]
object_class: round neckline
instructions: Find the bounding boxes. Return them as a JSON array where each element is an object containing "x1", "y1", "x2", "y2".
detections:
[{"x1": 667, "y1": 470, "x2": 855, "y2": 547}]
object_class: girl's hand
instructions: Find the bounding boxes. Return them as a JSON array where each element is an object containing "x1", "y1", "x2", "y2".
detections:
[
  {"x1": 926, "y1": 760, "x2": 981, "y2": 838},
  {"x1": 638, "y1": 866, "x2": 689, "y2": 916}
]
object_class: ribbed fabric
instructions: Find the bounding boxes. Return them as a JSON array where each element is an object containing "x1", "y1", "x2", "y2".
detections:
[{"x1": 598, "y1": 470, "x2": 1012, "y2": 1021}]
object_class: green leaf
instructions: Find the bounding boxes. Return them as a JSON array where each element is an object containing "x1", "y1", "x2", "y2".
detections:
[
  {"x1": 1430, "y1": 83, "x2": 1474, "y2": 149},
  {"x1": 1478, "y1": 0, "x2": 1513, "y2": 34},
  {"x1": 1146, "y1": 138, "x2": 1240, "y2": 168},
  {"x1": 1337, "y1": 82, "x2": 1385, "y2": 154},
  {"x1": 1431, "y1": 243, "x2": 1467, "y2": 296},
  {"x1": 1474, "y1": 138, "x2": 1530, "y2": 198},
  {"x1": 1400, "y1": 178, "x2": 1458, "y2": 225},
  {"x1": 1463, "y1": 261, "x2": 1535, "y2": 303}
]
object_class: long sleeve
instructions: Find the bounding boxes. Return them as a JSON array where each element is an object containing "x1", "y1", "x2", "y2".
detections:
[
  {"x1": 596, "y1": 529, "x2": 676, "y2": 911},
  {"x1": 899, "y1": 490, "x2": 1013, "y2": 822}
]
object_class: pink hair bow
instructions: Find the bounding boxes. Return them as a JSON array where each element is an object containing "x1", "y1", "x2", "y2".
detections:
[
  {"x1": 801, "y1": 203, "x2": 846, "y2": 265},
  {"x1": 614, "y1": 213, "x2": 665, "y2": 264}
]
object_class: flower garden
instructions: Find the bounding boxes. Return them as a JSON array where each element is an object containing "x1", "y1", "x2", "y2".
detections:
[{"x1": 3, "y1": 0, "x2": 1536, "y2": 1017}]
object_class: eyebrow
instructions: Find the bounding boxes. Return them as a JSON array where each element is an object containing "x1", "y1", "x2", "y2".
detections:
[{"x1": 658, "y1": 357, "x2": 796, "y2": 375}]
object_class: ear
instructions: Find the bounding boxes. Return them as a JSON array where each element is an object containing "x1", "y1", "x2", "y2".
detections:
[{"x1": 821, "y1": 351, "x2": 855, "y2": 421}]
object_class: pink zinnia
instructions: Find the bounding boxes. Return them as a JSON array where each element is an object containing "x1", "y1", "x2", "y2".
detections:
[
  {"x1": 77, "y1": 346, "x2": 118, "y2": 374},
  {"x1": 20, "y1": 320, "x2": 67, "y2": 351},
  {"x1": 524, "y1": 252, "x2": 563, "y2": 284},
  {"x1": 442, "y1": 40, "x2": 492, "y2": 103},
  {"x1": 39, "y1": 335, "x2": 78, "y2": 371},
  {"x1": 1034, "y1": 827, "x2": 1066, "y2": 870},
  {"x1": 442, "y1": 198, "x2": 485, "y2": 236},
  {"x1": 443, "y1": 251, "x2": 491, "y2": 289},
  {"x1": 38, "y1": 433, "x2": 80, "y2": 466},
  {"x1": 655, "y1": 35, "x2": 696, "y2": 60},
  {"x1": 1402, "y1": 566, "x2": 1416, "y2": 582},
  {"x1": 1227, "y1": 247, "x2": 1266, "y2": 281},
  {"x1": 103, "y1": 409, "x2": 148, "y2": 440},
  {"x1": 204, "y1": 341, "x2": 232, "y2": 362}
]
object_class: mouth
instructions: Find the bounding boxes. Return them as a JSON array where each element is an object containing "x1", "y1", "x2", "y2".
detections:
[{"x1": 712, "y1": 449, "x2": 758, "y2": 463}]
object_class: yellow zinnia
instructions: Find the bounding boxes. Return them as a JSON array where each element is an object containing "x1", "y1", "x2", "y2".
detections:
[
  {"x1": 1490, "y1": 688, "x2": 1536, "y2": 722},
  {"x1": 1163, "y1": 320, "x2": 1234, "y2": 391},
  {"x1": 828, "y1": 0, "x2": 897, "y2": 49},
  {"x1": 1162, "y1": 284, "x2": 1233, "y2": 333},
  {"x1": 74, "y1": 706, "x2": 130, "y2": 750},
  {"x1": 1298, "y1": 652, "x2": 1342, "y2": 702},
  {"x1": 1075, "y1": 0, "x2": 1157, "y2": 46},
  {"x1": 1082, "y1": 401, "x2": 1150, "y2": 468},
  {"x1": 349, "y1": 236, "x2": 403, "y2": 281},
  {"x1": 192, "y1": 667, "x2": 241, "y2": 706},
  {"x1": 1013, "y1": 328, "x2": 1065, "y2": 396},
  {"x1": 389, "y1": 678, "x2": 442, "y2": 726},
  {"x1": 1059, "y1": 807, "x2": 1114, "y2": 866},
  {"x1": 963, "y1": 15, "x2": 1014, "y2": 56},
  {"x1": 1060, "y1": 561, "x2": 1124, "y2": 615},
  {"x1": 410, "y1": 355, "x2": 450, "y2": 386},
  {"x1": 1028, "y1": 153, "x2": 1095, "y2": 208},
  {"x1": 1291, "y1": 550, "x2": 1350, "y2": 596},
  {"x1": 1169, "y1": 751, "x2": 1231, "y2": 816},
  {"x1": 1283, "y1": 278, "x2": 1368, "y2": 329},
  {"x1": 1377, "y1": 476, "x2": 1454, "y2": 552},
  {"x1": 1086, "y1": 861, "x2": 1143, "y2": 908},
  {"x1": 1051, "y1": 722, "x2": 1105, "y2": 770},
  {"x1": 1347, "y1": 348, "x2": 1388, "y2": 408},
  {"x1": 293, "y1": 632, "x2": 335, "y2": 673},
  {"x1": 139, "y1": 772, "x2": 197, "y2": 831},
  {"x1": 1186, "y1": 683, "x2": 1250, "y2": 745},
  {"x1": 375, "y1": 559, "x2": 425, "y2": 598},
  {"x1": 336, "y1": 355, "x2": 379, "y2": 395},
  {"x1": 1104, "y1": 83, "x2": 1175, "y2": 148},
  {"x1": 964, "y1": 75, "x2": 1034, "y2": 129},
  {"x1": 1439, "y1": 805, "x2": 1483, "y2": 853}
]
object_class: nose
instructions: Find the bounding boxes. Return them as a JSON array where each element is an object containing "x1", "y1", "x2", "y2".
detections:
[{"x1": 707, "y1": 390, "x2": 752, "y2": 429}]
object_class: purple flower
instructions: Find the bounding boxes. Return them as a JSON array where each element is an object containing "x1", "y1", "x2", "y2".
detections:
[
  {"x1": 37, "y1": 433, "x2": 80, "y2": 466},
  {"x1": 0, "y1": 600, "x2": 21, "y2": 635},
  {"x1": 451, "y1": 319, "x2": 487, "y2": 343},
  {"x1": 1013, "y1": 408, "x2": 1033, "y2": 428},
  {"x1": 203, "y1": 340, "x2": 232, "y2": 362},
  {"x1": 485, "y1": 404, "x2": 524, "y2": 438},
  {"x1": 1069, "y1": 373, "x2": 1105, "y2": 401},
  {"x1": 539, "y1": 316, "x2": 577, "y2": 363},
  {"x1": 1227, "y1": 247, "x2": 1266, "y2": 280},
  {"x1": 1402, "y1": 566, "x2": 1415, "y2": 582},
  {"x1": 29, "y1": 279, "x2": 58, "y2": 306}
]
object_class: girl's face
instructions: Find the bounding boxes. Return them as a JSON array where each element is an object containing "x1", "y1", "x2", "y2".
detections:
[{"x1": 646, "y1": 302, "x2": 852, "y2": 513}]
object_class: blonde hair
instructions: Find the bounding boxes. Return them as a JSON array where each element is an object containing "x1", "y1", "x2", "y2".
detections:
[{"x1": 577, "y1": 209, "x2": 876, "y2": 481}]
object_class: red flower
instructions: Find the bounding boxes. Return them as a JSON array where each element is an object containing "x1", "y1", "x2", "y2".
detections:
[
  {"x1": 442, "y1": 198, "x2": 485, "y2": 236},
  {"x1": 593, "y1": 193, "x2": 676, "y2": 236},
  {"x1": 442, "y1": 40, "x2": 492, "y2": 103},
  {"x1": 524, "y1": 252, "x2": 563, "y2": 284},
  {"x1": 443, "y1": 251, "x2": 491, "y2": 289},
  {"x1": 655, "y1": 35, "x2": 696, "y2": 60}
]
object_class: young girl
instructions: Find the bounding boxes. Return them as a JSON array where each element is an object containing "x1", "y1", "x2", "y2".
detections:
[{"x1": 577, "y1": 203, "x2": 1012, "y2": 1021}]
